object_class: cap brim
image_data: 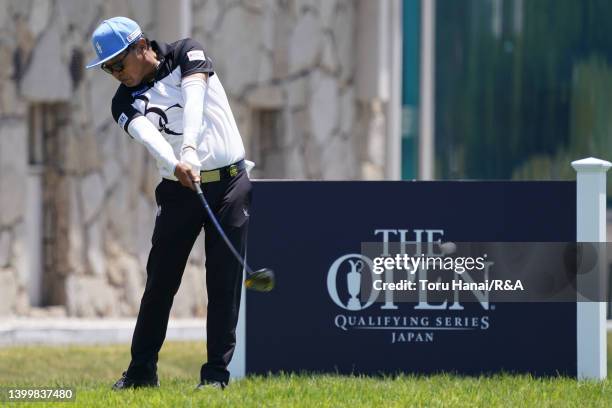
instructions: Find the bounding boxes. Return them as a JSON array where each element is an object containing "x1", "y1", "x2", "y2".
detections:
[{"x1": 85, "y1": 45, "x2": 129, "y2": 69}]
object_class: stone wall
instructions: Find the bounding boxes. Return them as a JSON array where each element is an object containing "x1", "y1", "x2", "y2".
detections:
[
  {"x1": 0, "y1": 0, "x2": 389, "y2": 317},
  {"x1": 191, "y1": 0, "x2": 386, "y2": 179}
]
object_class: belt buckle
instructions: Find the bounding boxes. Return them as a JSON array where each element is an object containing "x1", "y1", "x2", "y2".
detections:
[
  {"x1": 229, "y1": 165, "x2": 238, "y2": 177},
  {"x1": 201, "y1": 170, "x2": 221, "y2": 183}
]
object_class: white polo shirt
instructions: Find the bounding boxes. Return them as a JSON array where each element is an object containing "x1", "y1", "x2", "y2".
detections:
[{"x1": 111, "y1": 38, "x2": 245, "y2": 179}]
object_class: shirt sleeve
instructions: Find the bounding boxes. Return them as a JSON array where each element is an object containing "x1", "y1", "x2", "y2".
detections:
[
  {"x1": 181, "y1": 75, "x2": 206, "y2": 150},
  {"x1": 127, "y1": 116, "x2": 179, "y2": 175},
  {"x1": 111, "y1": 90, "x2": 143, "y2": 136},
  {"x1": 176, "y1": 38, "x2": 214, "y2": 78}
]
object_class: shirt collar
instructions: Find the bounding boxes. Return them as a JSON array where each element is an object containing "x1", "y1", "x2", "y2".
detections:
[
  {"x1": 150, "y1": 40, "x2": 170, "y2": 81},
  {"x1": 151, "y1": 40, "x2": 169, "y2": 59}
]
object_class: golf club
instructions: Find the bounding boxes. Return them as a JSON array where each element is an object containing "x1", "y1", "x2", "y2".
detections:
[{"x1": 193, "y1": 181, "x2": 275, "y2": 292}]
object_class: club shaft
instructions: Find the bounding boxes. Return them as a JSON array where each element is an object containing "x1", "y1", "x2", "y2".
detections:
[{"x1": 194, "y1": 183, "x2": 254, "y2": 275}]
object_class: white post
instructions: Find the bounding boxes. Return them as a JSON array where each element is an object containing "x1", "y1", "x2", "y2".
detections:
[
  {"x1": 418, "y1": 0, "x2": 435, "y2": 180},
  {"x1": 157, "y1": 0, "x2": 192, "y2": 40},
  {"x1": 384, "y1": 0, "x2": 403, "y2": 180},
  {"x1": 571, "y1": 157, "x2": 611, "y2": 380}
]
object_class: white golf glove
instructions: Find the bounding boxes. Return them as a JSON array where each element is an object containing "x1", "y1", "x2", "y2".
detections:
[{"x1": 180, "y1": 146, "x2": 201, "y2": 174}]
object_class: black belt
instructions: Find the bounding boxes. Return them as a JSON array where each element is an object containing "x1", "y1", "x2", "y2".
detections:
[{"x1": 200, "y1": 160, "x2": 246, "y2": 183}]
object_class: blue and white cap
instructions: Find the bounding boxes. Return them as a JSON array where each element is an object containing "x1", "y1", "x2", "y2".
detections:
[{"x1": 85, "y1": 16, "x2": 143, "y2": 69}]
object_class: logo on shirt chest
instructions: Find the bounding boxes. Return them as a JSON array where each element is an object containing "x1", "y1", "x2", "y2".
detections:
[{"x1": 135, "y1": 94, "x2": 183, "y2": 136}]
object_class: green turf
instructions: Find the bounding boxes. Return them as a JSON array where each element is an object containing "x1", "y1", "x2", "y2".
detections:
[{"x1": 0, "y1": 336, "x2": 611, "y2": 407}]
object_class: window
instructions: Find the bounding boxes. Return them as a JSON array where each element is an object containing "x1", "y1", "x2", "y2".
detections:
[
  {"x1": 27, "y1": 103, "x2": 69, "y2": 307},
  {"x1": 250, "y1": 109, "x2": 283, "y2": 178}
]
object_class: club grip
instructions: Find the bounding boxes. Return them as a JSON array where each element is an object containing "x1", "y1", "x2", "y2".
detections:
[{"x1": 193, "y1": 181, "x2": 203, "y2": 195}]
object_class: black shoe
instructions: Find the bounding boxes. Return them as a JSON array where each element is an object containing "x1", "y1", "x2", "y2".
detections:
[
  {"x1": 112, "y1": 371, "x2": 159, "y2": 390},
  {"x1": 195, "y1": 379, "x2": 226, "y2": 390}
]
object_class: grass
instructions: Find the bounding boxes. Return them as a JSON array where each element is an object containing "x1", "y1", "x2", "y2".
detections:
[{"x1": 0, "y1": 337, "x2": 611, "y2": 407}]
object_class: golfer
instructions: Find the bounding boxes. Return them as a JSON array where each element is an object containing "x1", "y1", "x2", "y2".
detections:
[{"x1": 86, "y1": 16, "x2": 251, "y2": 390}]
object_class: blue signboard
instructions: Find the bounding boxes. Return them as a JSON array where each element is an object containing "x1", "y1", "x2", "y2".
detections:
[{"x1": 246, "y1": 181, "x2": 576, "y2": 376}]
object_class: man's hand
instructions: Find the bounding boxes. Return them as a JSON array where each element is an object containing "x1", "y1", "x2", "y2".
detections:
[{"x1": 174, "y1": 162, "x2": 200, "y2": 190}]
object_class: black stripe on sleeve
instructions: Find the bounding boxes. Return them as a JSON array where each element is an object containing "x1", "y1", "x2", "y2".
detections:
[
  {"x1": 111, "y1": 86, "x2": 143, "y2": 136},
  {"x1": 175, "y1": 38, "x2": 214, "y2": 78}
]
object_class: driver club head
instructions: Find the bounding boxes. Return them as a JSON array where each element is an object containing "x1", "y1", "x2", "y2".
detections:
[{"x1": 245, "y1": 268, "x2": 275, "y2": 292}]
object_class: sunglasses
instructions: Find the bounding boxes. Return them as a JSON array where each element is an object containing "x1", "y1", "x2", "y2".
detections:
[{"x1": 101, "y1": 45, "x2": 135, "y2": 74}]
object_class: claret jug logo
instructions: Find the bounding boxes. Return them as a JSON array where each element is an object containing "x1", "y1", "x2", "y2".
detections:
[
  {"x1": 327, "y1": 255, "x2": 376, "y2": 311},
  {"x1": 327, "y1": 229, "x2": 493, "y2": 344}
]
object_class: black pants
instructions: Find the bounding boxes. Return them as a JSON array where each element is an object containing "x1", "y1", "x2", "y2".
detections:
[{"x1": 126, "y1": 169, "x2": 251, "y2": 384}]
